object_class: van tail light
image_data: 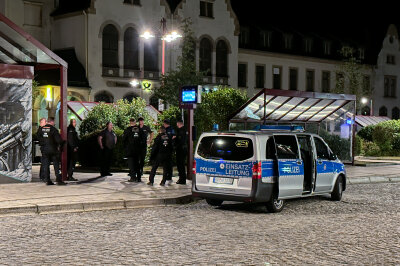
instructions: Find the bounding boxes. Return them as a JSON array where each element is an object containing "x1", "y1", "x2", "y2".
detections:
[
  {"x1": 192, "y1": 160, "x2": 196, "y2": 175},
  {"x1": 252, "y1": 161, "x2": 262, "y2": 179}
]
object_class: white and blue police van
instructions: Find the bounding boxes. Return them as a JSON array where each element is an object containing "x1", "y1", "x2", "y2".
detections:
[{"x1": 192, "y1": 125, "x2": 346, "y2": 212}]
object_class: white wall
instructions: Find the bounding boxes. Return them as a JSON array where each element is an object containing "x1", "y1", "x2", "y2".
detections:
[{"x1": 374, "y1": 28, "x2": 400, "y2": 117}]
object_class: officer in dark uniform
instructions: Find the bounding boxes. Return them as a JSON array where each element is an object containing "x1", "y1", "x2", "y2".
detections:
[
  {"x1": 67, "y1": 119, "x2": 79, "y2": 181},
  {"x1": 175, "y1": 119, "x2": 187, "y2": 184},
  {"x1": 37, "y1": 117, "x2": 46, "y2": 182},
  {"x1": 162, "y1": 119, "x2": 175, "y2": 184},
  {"x1": 138, "y1": 117, "x2": 153, "y2": 177},
  {"x1": 38, "y1": 117, "x2": 65, "y2": 186},
  {"x1": 147, "y1": 127, "x2": 173, "y2": 186},
  {"x1": 123, "y1": 118, "x2": 142, "y2": 182}
]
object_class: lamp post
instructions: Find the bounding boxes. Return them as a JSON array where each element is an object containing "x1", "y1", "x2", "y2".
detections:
[
  {"x1": 140, "y1": 18, "x2": 182, "y2": 75},
  {"x1": 361, "y1": 97, "x2": 373, "y2": 116}
]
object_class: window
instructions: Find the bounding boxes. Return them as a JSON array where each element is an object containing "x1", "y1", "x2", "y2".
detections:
[
  {"x1": 323, "y1": 41, "x2": 331, "y2": 55},
  {"x1": 197, "y1": 136, "x2": 254, "y2": 161},
  {"x1": 238, "y1": 63, "x2": 247, "y2": 87},
  {"x1": 384, "y1": 76, "x2": 396, "y2": 97},
  {"x1": 199, "y1": 38, "x2": 212, "y2": 76},
  {"x1": 392, "y1": 107, "x2": 400, "y2": 119},
  {"x1": 314, "y1": 137, "x2": 330, "y2": 160},
  {"x1": 95, "y1": 91, "x2": 114, "y2": 103},
  {"x1": 260, "y1": 31, "x2": 272, "y2": 48},
  {"x1": 322, "y1": 71, "x2": 330, "y2": 93},
  {"x1": 387, "y1": 54, "x2": 396, "y2": 65},
  {"x1": 266, "y1": 137, "x2": 276, "y2": 159},
  {"x1": 24, "y1": 1, "x2": 42, "y2": 27},
  {"x1": 361, "y1": 105, "x2": 370, "y2": 116},
  {"x1": 123, "y1": 93, "x2": 138, "y2": 102},
  {"x1": 359, "y1": 48, "x2": 365, "y2": 60},
  {"x1": 200, "y1": 1, "x2": 213, "y2": 18},
  {"x1": 274, "y1": 135, "x2": 299, "y2": 159},
  {"x1": 124, "y1": 28, "x2": 139, "y2": 70},
  {"x1": 289, "y1": 68, "x2": 298, "y2": 91},
  {"x1": 256, "y1": 65, "x2": 265, "y2": 88},
  {"x1": 336, "y1": 72, "x2": 345, "y2": 91},
  {"x1": 123, "y1": 0, "x2": 140, "y2": 4},
  {"x1": 363, "y1": 75, "x2": 371, "y2": 94},
  {"x1": 102, "y1": 24, "x2": 119, "y2": 68},
  {"x1": 304, "y1": 38, "x2": 313, "y2": 53},
  {"x1": 306, "y1": 70, "x2": 315, "y2": 92},
  {"x1": 144, "y1": 38, "x2": 159, "y2": 71},
  {"x1": 216, "y1": 40, "x2": 228, "y2": 77},
  {"x1": 273, "y1": 66, "x2": 282, "y2": 90},
  {"x1": 240, "y1": 28, "x2": 249, "y2": 46},
  {"x1": 379, "y1": 106, "x2": 387, "y2": 116},
  {"x1": 284, "y1": 34, "x2": 293, "y2": 49}
]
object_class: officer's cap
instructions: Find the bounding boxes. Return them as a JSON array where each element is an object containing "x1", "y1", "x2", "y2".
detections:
[
  {"x1": 177, "y1": 118, "x2": 183, "y2": 123},
  {"x1": 163, "y1": 119, "x2": 170, "y2": 125},
  {"x1": 138, "y1": 117, "x2": 144, "y2": 121},
  {"x1": 130, "y1": 118, "x2": 136, "y2": 122}
]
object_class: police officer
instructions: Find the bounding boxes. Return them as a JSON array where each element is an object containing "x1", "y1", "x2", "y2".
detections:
[
  {"x1": 38, "y1": 117, "x2": 65, "y2": 186},
  {"x1": 98, "y1": 121, "x2": 117, "y2": 177},
  {"x1": 162, "y1": 119, "x2": 175, "y2": 185},
  {"x1": 138, "y1": 117, "x2": 153, "y2": 177},
  {"x1": 67, "y1": 119, "x2": 79, "y2": 181},
  {"x1": 147, "y1": 127, "x2": 173, "y2": 186},
  {"x1": 37, "y1": 117, "x2": 46, "y2": 182},
  {"x1": 123, "y1": 118, "x2": 142, "y2": 182},
  {"x1": 175, "y1": 119, "x2": 187, "y2": 185}
]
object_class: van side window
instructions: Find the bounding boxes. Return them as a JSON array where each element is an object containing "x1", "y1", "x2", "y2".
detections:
[
  {"x1": 314, "y1": 137, "x2": 330, "y2": 160},
  {"x1": 273, "y1": 135, "x2": 299, "y2": 159},
  {"x1": 266, "y1": 137, "x2": 276, "y2": 159}
]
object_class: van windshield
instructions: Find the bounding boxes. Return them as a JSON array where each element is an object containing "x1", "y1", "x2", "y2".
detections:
[{"x1": 197, "y1": 136, "x2": 254, "y2": 161}]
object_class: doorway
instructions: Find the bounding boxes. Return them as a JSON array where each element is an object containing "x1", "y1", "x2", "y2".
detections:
[{"x1": 297, "y1": 135, "x2": 314, "y2": 193}]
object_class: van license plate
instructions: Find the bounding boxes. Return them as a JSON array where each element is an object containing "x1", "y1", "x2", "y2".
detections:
[{"x1": 213, "y1": 177, "x2": 234, "y2": 184}]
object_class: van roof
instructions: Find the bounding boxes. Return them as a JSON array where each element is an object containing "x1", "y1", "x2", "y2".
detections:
[{"x1": 202, "y1": 131, "x2": 318, "y2": 136}]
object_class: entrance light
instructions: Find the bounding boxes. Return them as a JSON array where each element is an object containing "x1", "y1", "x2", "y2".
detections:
[{"x1": 140, "y1": 31, "x2": 155, "y2": 40}]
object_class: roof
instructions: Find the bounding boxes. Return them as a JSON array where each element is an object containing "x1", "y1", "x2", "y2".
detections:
[
  {"x1": 229, "y1": 88, "x2": 356, "y2": 124},
  {"x1": 36, "y1": 48, "x2": 89, "y2": 87},
  {"x1": 355, "y1": 115, "x2": 390, "y2": 127},
  {"x1": 0, "y1": 13, "x2": 67, "y2": 67}
]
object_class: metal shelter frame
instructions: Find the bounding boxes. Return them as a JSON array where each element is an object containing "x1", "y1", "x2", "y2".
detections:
[
  {"x1": 0, "y1": 13, "x2": 68, "y2": 180},
  {"x1": 229, "y1": 88, "x2": 357, "y2": 163}
]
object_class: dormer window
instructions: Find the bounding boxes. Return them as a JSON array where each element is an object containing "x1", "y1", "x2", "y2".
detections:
[
  {"x1": 359, "y1": 48, "x2": 365, "y2": 60},
  {"x1": 200, "y1": 1, "x2": 213, "y2": 18},
  {"x1": 260, "y1": 31, "x2": 272, "y2": 48},
  {"x1": 124, "y1": 0, "x2": 140, "y2": 5},
  {"x1": 323, "y1": 41, "x2": 331, "y2": 55},
  {"x1": 304, "y1": 38, "x2": 313, "y2": 53},
  {"x1": 284, "y1": 34, "x2": 293, "y2": 49},
  {"x1": 240, "y1": 28, "x2": 249, "y2": 46},
  {"x1": 387, "y1": 54, "x2": 396, "y2": 65}
]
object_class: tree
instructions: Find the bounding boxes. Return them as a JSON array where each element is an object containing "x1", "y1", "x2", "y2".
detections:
[
  {"x1": 195, "y1": 87, "x2": 248, "y2": 135},
  {"x1": 334, "y1": 46, "x2": 373, "y2": 111},
  {"x1": 153, "y1": 18, "x2": 204, "y2": 106}
]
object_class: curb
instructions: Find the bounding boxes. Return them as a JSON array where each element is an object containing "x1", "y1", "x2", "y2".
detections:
[
  {"x1": 0, "y1": 195, "x2": 194, "y2": 217},
  {"x1": 347, "y1": 176, "x2": 400, "y2": 185}
]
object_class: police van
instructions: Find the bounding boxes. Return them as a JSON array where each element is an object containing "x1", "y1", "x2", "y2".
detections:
[{"x1": 192, "y1": 125, "x2": 346, "y2": 212}]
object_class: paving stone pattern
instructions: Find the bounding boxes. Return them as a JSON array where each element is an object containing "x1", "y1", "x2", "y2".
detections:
[{"x1": 0, "y1": 183, "x2": 399, "y2": 265}]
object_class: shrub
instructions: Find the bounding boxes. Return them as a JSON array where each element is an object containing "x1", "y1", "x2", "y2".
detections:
[
  {"x1": 357, "y1": 125, "x2": 374, "y2": 141},
  {"x1": 362, "y1": 141, "x2": 381, "y2": 156},
  {"x1": 372, "y1": 125, "x2": 393, "y2": 155}
]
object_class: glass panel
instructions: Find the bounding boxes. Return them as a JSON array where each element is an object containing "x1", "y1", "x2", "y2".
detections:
[
  {"x1": 197, "y1": 136, "x2": 254, "y2": 161},
  {"x1": 0, "y1": 21, "x2": 59, "y2": 65},
  {"x1": 67, "y1": 102, "x2": 87, "y2": 120},
  {"x1": 0, "y1": 50, "x2": 17, "y2": 64},
  {"x1": 282, "y1": 98, "x2": 319, "y2": 120},
  {"x1": 308, "y1": 100, "x2": 347, "y2": 122},
  {"x1": 264, "y1": 96, "x2": 289, "y2": 118},
  {"x1": 268, "y1": 97, "x2": 305, "y2": 120},
  {"x1": 297, "y1": 99, "x2": 333, "y2": 121}
]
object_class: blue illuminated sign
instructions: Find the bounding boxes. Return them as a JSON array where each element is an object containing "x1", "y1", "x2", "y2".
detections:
[{"x1": 182, "y1": 90, "x2": 196, "y2": 103}]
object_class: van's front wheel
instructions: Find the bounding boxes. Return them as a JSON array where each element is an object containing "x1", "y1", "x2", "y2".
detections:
[
  {"x1": 206, "y1": 199, "x2": 223, "y2": 206},
  {"x1": 266, "y1": 195, "x2": 285, "y2": 213},
  {"x1": 331, "y1": 176, "x2": 344, "y2": 201}
]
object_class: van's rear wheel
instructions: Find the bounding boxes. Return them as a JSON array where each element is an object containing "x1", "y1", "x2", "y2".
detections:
[
  {"x1": 331, "y1": 176, "x2": 344, "y2": 201},
  {"x1": 266, "y1": 194, "x2": 285, "y2": 213},
  {"x1": 206, "y1": 199, "x2": 223, "y2": 206}
]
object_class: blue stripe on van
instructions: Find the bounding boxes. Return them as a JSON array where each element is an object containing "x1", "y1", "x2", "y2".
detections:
[
  {"x1": 277, "y1": 159, "x2": 305, "y2": 176},
  {"x1": 196, "y1": 158, "x2": 253, "y2": 178}
]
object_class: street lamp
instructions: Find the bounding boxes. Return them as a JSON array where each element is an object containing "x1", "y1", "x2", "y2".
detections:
[
  {"x1": 140, "y1": 18, "x2": 182, "y2": 75},
  {"x1": 361, "y1": 97, "x2": 373, "y2": 116}
]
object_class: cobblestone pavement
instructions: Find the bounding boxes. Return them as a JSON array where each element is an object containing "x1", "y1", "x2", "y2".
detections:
[{"x1": 0, "y1": 183, "x2": 399, "y2": 265}]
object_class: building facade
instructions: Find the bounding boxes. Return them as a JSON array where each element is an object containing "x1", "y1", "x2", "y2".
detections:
[{"x1": 0, "y1": 0, "x2": 399, "y2": 122}]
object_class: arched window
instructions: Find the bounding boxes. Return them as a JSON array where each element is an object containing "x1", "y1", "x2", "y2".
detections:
[
  {"x1": 95, "y1": 91, "x2": 114, "y2": 103},
  {"x1": 361, "y1": 105, "x2": 370, "y2": 116},
  {"x1": 392, "y1": 107, "x2": 400, "y2": 119},
  {"x1": 123, "y1": 92, "x2": 138, "y2": 102},
  {"x1": 216, "y1": 40, "x2": 228, "y2": 77},
  {"x1": 144, "y1": 39, "x2": 159, "y2": 71},
  {"x1": 102, "y1": 24, "x2": 119, "y2": 68},
  {"x1": 199, "y1": 38, "x2": 212, "y2": 76},
  {"x1": 124, "y1": 27, "x2": 139, "y2": 70},
  {"x1": 379, "y1": 106, "x2": 388, "y2": 116}
]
